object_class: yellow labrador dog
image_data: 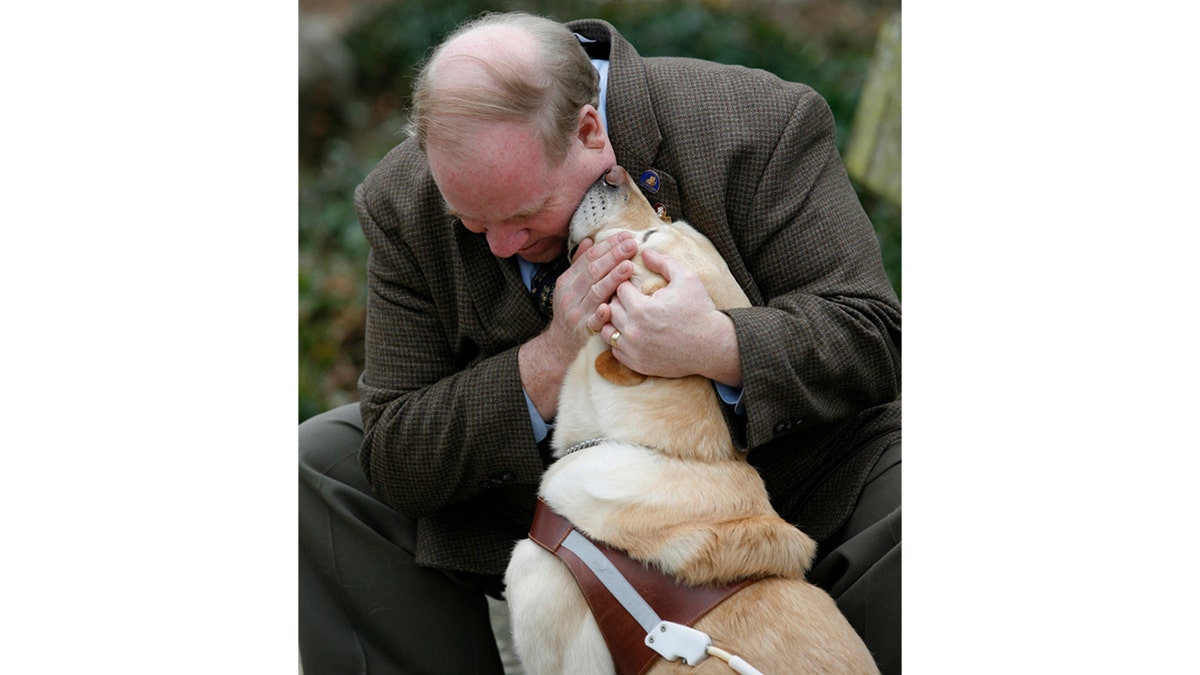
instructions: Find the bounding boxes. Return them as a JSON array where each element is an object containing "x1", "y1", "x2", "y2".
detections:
[{"x1": 504, "y1": 166, "x2": 879, "y2": 674}]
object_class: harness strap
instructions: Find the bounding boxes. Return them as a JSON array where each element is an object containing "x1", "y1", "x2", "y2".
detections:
[
  {"x1": 561, "y1": 530, "x2": 662, "y2": 634},
  {"x1": 530, "y1": 498, "x2": 756, "y2": 675}
]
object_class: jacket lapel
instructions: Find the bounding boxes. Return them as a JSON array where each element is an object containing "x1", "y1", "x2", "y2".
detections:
[
  {"x1": 631, "y1": 167, "x2": 681, "y2": 230},
  {"x1": 456, "y1": 226, "x2": 547, "y2": 348}
]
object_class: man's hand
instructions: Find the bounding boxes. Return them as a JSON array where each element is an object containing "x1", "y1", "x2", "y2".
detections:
[
  {"x1": 601, "y1": 248, "x2": 743, "y2": 387},
  {"x1": 560, "y1": 231, "x2": 639, "y2": 340},
  {"x1": 519, "y1": 232, "x2": 639, "y2": 420}
]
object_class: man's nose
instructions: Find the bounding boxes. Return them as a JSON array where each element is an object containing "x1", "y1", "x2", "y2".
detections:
[{"x1": 486, "y1": 226, "x2": 530, "y2": 258}]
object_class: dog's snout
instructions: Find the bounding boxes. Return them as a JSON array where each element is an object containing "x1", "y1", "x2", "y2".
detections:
[
  {"x1": 569, "y1": 166, "x2": 639, "y2": 250},
  {"x1": 603, "y1": 166, "x2": 630, "y2": 187}
]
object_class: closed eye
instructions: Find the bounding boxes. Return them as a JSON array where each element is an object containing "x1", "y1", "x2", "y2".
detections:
[{"x1": 641, "y1": 229, "x2": 658, "y2": 243}]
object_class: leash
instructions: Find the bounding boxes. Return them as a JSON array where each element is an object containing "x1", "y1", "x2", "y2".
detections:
[{"x1": 530, "y1": 498, "x2": 766, "y2": 674}]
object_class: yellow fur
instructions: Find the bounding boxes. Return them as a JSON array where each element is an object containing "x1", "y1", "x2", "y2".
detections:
[{"x1": 504, "y1": 167, "x2": 879, "y2": 674}]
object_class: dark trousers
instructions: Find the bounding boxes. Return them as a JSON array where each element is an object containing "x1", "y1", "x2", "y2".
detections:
[{"x1": 299, "y1": 403, "x2": 901, "y2": 674}]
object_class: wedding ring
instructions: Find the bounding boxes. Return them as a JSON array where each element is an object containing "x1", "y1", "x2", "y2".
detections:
[{"x1": 609, "y1": 330, "x2": 622, "y2": 349}]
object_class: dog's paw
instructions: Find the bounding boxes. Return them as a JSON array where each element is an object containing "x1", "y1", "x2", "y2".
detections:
[
  {"x1": 785, "y1": 526, "x2": 819, "y2": 574},
  {"x1": 672, "y1": 517, "x2": 819, "y2": 585}
]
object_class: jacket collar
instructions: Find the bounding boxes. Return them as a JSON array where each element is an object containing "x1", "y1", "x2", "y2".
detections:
[
  {"x1": 567, "y1": 19, "x2": 682, "y2": 233},
  {"x1": 567, "y1": 19, "x2": 662, "y2": 174}
]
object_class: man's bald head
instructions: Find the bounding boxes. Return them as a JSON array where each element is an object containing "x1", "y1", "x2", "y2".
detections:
[{"x1": 407, "y1": 12, "x2": 599, "y2": 164}]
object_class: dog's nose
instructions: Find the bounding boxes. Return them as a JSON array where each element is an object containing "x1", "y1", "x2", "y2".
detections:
[{"x1": 603, "y1": 166, "x2": 628, "y2": 187}]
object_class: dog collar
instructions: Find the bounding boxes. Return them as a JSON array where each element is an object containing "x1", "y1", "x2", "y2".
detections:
[{"x1": 559, "y1": 437, "x2": 606, "y2": 457}]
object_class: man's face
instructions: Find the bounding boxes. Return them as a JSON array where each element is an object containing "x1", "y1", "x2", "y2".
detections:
[{"x1": 427, "y1": 120, "x2": 587, "y2": 264}]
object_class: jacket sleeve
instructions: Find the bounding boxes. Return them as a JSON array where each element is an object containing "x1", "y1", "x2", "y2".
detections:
[
  {"x1": 353, "y1": 179, "x2": 548, "y2": 520},
  {"x1": 727, "y1": 86, "x2": 901, "y2": 449}
]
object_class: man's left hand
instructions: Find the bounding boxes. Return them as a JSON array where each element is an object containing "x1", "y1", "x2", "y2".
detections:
[{"x1": 602, "y1": 248, "x2": 743, "y2": 387}]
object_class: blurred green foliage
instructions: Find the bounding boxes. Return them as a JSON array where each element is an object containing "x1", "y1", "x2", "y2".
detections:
[{"x1": 299, "y1": 0, "x2": 901, "y2": 422}]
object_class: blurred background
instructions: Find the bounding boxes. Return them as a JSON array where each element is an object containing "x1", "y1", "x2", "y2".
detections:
[{"x1": 298, "y1": 0, "x2": 902, "y2": 422}]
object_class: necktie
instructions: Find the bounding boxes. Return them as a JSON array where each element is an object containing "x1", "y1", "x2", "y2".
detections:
[{"x1": 530, "y1": 254, "x2": 570, "y2": 318}]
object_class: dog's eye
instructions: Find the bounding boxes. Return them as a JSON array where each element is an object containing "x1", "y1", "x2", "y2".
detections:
[{"x1": 641, "y1": 229, "x2": 657, "y2": 243}]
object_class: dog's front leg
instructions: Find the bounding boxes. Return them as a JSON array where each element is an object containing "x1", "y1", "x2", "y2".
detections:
[
  {"x1": 684, "y1": 515, "x2": 817, "y2": 586},
  {"x1": 641, "y1": 515, "x2": 819, "y2": 587},
  {"x1": 504, "y1": 540, "x2": 615, "y2": 675}
]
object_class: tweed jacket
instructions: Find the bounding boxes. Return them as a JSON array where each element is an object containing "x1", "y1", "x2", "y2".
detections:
[{"x1": 354, "y1": 19, "x2": 902, "y2": 577}]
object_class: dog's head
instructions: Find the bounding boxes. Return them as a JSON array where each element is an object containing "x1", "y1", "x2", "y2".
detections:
[
  {"x1": 554, "y1": 166, "x2": 750, "y2": 463},
  {"x1": 567, "y1": 165, "x2": 658, "y2": 252},
  {"x1": 569, "y1": 167, "x2": 748, "y2": 313}
]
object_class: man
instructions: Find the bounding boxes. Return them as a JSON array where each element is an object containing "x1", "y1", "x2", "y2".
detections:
[{"x1": 300, "y1": 12, "x2": 901, "y2": 675}]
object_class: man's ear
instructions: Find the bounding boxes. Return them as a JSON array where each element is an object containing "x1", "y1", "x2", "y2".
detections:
[{"x1": 577, "y1": 105, "x2": 607, "y2": 150}]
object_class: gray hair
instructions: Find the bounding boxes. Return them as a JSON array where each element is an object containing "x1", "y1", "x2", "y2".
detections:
[{"x1": 406, "y1": 12, "x2": 599, "y2": 164}]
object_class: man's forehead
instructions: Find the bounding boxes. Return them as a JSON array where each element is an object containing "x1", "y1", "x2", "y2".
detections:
[
  {"x1": 437, "y1": 166, "x2": 561, "y2": 224},
  {"x1": 442, "y1": 189, "x2": 554, "y2": 223},
  {"x1": 429, "y1": 126, "x2": 561, "y2": 220}
]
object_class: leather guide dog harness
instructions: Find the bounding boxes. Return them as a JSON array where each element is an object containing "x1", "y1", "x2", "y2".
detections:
[{"x1": 529, "y1": 498, "x2": 758, "y2": 674}]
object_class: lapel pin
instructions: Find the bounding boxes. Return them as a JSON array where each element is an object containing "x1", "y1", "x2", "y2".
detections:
[
  {"x1": 653, "y1": 203, "x2": 672, "y2": 223},
  {"x1": 638, "y1": 169, "x2": 661, "y2": 194}
]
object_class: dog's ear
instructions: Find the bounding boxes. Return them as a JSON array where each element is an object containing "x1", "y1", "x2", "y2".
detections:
[
  {"x1": 594, "y1": 350, "x2": 647, "y2": 386},
  {"x1": 639, "y1": 278, "x2": 667, "y2": 295}
]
